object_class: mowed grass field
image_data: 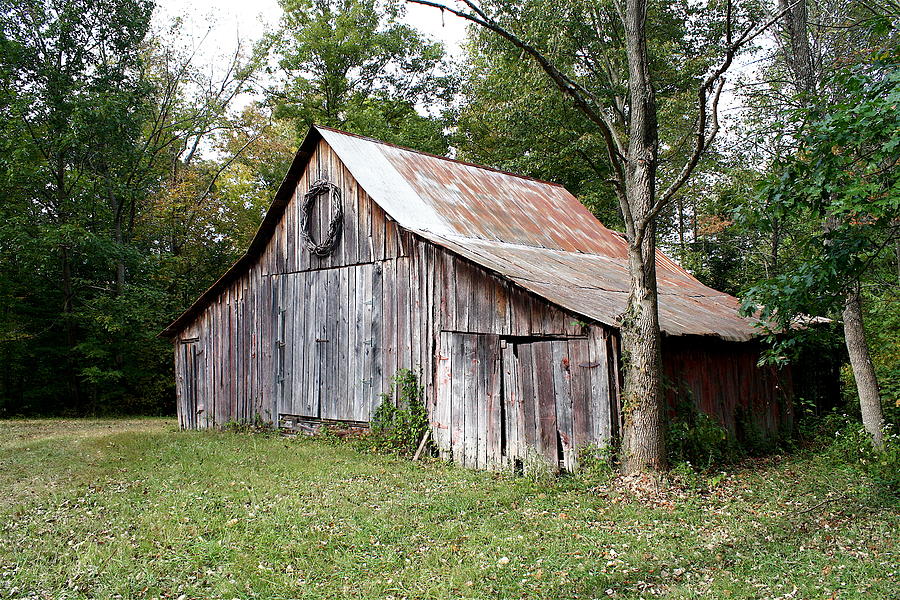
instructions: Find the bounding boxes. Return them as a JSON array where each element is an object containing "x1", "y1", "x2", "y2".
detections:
[{"x1": 0, "y1": 419, "x2": 897, "y2": 600}]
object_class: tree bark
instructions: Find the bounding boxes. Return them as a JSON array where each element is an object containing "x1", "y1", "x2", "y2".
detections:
[
  {"x1": 113, "y1": 193, "x2": 126, "y2": 297},
  {"x1": 777, "y1": 0, "x2": 815, "y2": 94},
  {"x1": 620, "y1": 231, "x2": 666, "y2": 472},
  {"x1": 619, "y1": 0, "x2": 666, "y2": 473},
  {"x1": 842, "y1": 283, "x2": 884, "y2": 447},
  {"x1": 61, "y1": 245, "x2": 81, "y2": 406}
]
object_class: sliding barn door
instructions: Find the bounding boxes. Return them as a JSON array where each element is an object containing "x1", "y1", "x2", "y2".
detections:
[
  {"x1": 501, "y1": 338, "x2": 596, "y2": 472},
  {"x1": 434, "y1": 332, "x2": 502, "y2": 470},
  {"x1": 434, "y1": 333, "x2": 613, "y2": 472},
  {"x1": 274, "y1": 266, "x2": 383, "y2": 423}
]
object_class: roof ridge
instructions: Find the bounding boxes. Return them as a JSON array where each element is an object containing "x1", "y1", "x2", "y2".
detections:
[{"x1": 313, "y1": 124, "x2": 567, "y2": 189}]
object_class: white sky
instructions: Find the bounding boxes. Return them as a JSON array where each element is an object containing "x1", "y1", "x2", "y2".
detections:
[{"x1": 153, "y1": 0, "x2": 470, "y2": 64}]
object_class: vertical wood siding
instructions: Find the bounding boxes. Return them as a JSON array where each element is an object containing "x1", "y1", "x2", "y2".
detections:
[{"x1": 661, "y1": 337, "x2": 794, "y2": 438}]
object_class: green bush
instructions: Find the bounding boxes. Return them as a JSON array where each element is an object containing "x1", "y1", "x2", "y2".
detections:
[
  {"x1": 667, "y1": 399, "x2": 736, "y2": 470},
  {"x1": 369, "y1": 368, "x2": 428, "y2": 455},
  {"x1": 576, "y1": 443, "x2": 616, "y2": 481},
  {"x1": 827, "y1": 415, "x2": 900, "y2": 491}
]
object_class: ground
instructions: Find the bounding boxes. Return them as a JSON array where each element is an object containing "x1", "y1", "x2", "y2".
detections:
[{"x1": 0, "y1": 419, "x2": 897, "y2": 600}]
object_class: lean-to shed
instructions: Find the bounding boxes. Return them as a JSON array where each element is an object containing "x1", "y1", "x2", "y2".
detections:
[{"x1": 163, "y1": 125, "x2": 792, "y2": 471}]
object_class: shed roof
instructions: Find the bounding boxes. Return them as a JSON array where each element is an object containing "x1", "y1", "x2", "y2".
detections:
[{"x1": 162, "y1": 125, "x2": 757, "y2": 341}]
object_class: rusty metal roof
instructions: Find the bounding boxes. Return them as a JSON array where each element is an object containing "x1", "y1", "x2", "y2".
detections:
[
  {"x1": 163, "y1": 125, "x2": 758, "y2": 341},
  {"x1": 319, "y1": 126, "x2": 757, "y2": 342}
]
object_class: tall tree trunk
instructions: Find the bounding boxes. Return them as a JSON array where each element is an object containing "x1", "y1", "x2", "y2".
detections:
[
  {"x1": 777, "y1": 0, "x2": 815, "y2": 94},
  {"x1": 842, "y1": 283, "x2": 884, "y2": 447},
  {"x1": 61, "y1": 245, "x2": 80, "y2": 407},
  {"x1": 113, "y1": 195, "x2": 126, "y2": 296},
  {"x1": 619, "y1": 0, "x2": 665, "y2": 473},
  {"x1": 621, "y1": 228, "x2": 665, "y2": 472}
]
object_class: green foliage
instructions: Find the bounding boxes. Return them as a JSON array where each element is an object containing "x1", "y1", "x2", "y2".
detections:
[
  {"x1": 0, "y1": 0, "x2": 172, "y2": 416},
  {"x1": 825, "y1": 415, "x2": 900, "y2": 492},
  {"x1": 666, "y1": 399, "x2": 736, "y2": 470},
  {"x1": 0, "y1": 0, "x2": 281, "y2": 417},
  {"x1": 269, "y1": 0, "x2": 456, "y2": 154},
  {"x1": 368, "y1": 368, "x2": 428, "y2": 454},
  {"x1": 741, "y1": 62, "x2": 900, "y2": 363},
  {"x1": 576, "y1": 443, "x2": 617, "y2": 481}
]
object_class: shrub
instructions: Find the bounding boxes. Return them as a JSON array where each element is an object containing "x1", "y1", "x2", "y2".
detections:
[
  {"x1": 827, "y1": 415, "x2": 900, "y2": 491},
  {"x1": 576, "y1": 443, "x2": 616, "y2": 481},
  {"x1": 667, "y1": 399, "x2": 736, "y2": 470},
  {"x1": 369, "y1": 368, "x2": 428, "y2": 455}
]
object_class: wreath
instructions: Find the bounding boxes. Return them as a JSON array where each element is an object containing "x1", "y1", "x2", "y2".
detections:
[{"x1": 300, "y1": 178, "x2": 343, "y2": 257}]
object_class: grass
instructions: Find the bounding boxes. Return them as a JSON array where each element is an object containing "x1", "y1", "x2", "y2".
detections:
[{"x1": 0, "y1": 419, "x2": 897, "y2": 599}]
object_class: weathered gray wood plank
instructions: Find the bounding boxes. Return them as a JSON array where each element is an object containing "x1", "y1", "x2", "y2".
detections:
[
  {"x1": 534, "y1": 341, "x2": 559, "y2": 468},
  {"x1": 552, "y1": 340, "x2": 576, "y2": 472},
  {"x1": 435, "y1": 331, "x2": 452, "y2": 459}
]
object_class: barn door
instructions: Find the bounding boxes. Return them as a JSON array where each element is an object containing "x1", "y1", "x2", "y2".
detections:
[
  {"x1": 434, "y1": 332, "x2": 502, "y2": 470},
  {"x1": 274, "y1": 271, "x2": 324, "y2": 420},
  {"x1": 274, "y1": 267, "x2": 380, "y2": 424},
  {"x1": 501, "y1": 338, "x2": 596, "y2": 473},
  {"x1": 434, "y1": 334, "x2": 605, "y2": 472},
  {"x1": 178, "y1": 338, "x2": 200, "y2": 430}
]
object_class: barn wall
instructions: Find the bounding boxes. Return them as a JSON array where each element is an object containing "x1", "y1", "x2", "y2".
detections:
[
  {"x1": 173, "y1": 137, "x2": 615, "y2": 458},
  {"x1": 661, "y1": 337, "x2": 794, "y2": 438}
]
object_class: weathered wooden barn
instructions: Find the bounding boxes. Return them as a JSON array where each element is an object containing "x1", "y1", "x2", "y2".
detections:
[{"x1": 163, "y1": 125, "x2": 791, "y2": 471}]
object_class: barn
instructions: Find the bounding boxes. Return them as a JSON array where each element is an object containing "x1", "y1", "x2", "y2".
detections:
[{"x1": 162, "y1": 125, "x2": 792, "y2": 471}]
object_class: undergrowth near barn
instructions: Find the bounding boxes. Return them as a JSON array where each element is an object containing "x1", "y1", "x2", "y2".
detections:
[{"x1": 0, "y1": 419, "x2": 897, "y2": 600}]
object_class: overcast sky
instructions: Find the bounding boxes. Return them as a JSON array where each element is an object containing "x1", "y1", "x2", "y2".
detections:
[{"x1": 153, "y1": 0, "x2": 469, "y2": 63}]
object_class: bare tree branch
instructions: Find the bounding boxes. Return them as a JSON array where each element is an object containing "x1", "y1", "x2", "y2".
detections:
[
  {"x1": 653, "y1": 0, "x2": 802, "y2": 218},
  {"x1": 407, "y1": 0, "x2": 627, "y2": 192}
]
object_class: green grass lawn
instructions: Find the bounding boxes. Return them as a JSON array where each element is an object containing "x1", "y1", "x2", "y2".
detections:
[{"x1": 1, "y1": 419, "x2": 897, "y2": 599}]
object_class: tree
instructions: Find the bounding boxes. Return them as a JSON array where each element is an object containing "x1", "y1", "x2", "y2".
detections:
[
  {"x1": 411, "y1": 0, "x2": 787, "y2": 472},
  {"x1": 738, "y1": 0, "x2": 899, "y2": 446},
  {"x1": 743, "y1": 64, "x2": 900, "y2": 445},
  {"x1": 269, "y1": 0, "x2": 457, "y2": 154},
  {"x1": 0, "y1": 0, "x2": 156, "y2": 412},
  {"x1": 453, "y1": 0, "x2": 746, "y2": 234}
]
